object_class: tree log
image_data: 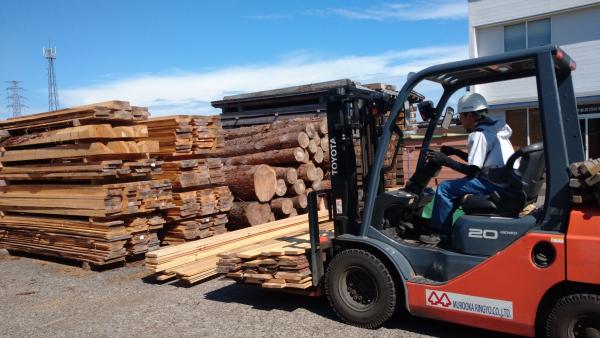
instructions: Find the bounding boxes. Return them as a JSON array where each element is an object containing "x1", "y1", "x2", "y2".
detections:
[
  {"x1": 315, "y1": 167, "x2": 324, "y2": 181},
  {"x1": 320, "y1": 137, "x2": 328, "y2": 151},
  {"x1": 286, "y1": 180, "x2": 306, "y2": 196},
  {"x1": 275, "y1": 179, "x2": 287, "y2": 197},
  {"x1": 288, "y1": 208, "x2": 298, "y2": 217},
  {"x1": 273, "y1": 167, "x2": 298, "y2": 185},
  {"x1": 311, "y1": 179, "x2": 323, "y2": 190},
  {"x1": 223, "y1": 147, "x2": 305, "y2": 166},
  {"x1": 227, "y1": 202, "x2": 274, "y2": 229},
  {"x1": 302, "y1": 149, "x2": 310, "y2": 164},
  {"x1": 223, "y1": 164, "x2": 277, "y2": 202},
  {"x1": 225, "y1": 124, "x2": 310, "y2": 146},
  {"x1": 290, "y1": 194, "x2": 308, "y2": 209},
  {"x1": 223, "y1": 117, "x2": 324, "y2": 140},
  {"x1": 308, "y1": 139, "x2": 320, "y2": 154},
  {"x1": 270, "y1": 197, "x2": 293, "y2": 216},
  {"x1": 318, "y1": 119, "x2": 328, "y2": 136},
  {"x1": 298, "y1": 163, "x2": 318, "y2": 181},
  {"x1": 304, "y1": 123, "x2": 317, "y2": 139},
  {"x1": 221, "y1": 131, "x2": 309, "y2": 157},
  {"x1": 312, "y1": 148, "x2": 324, "y2": 164}
]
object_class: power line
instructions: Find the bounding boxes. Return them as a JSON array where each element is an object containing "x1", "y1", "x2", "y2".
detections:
[
  {"x1": 6, "y1": 80, "x2": 27, "y2": 117},
  {"x1": 43, "y1": 46, "x2": 60, "y2": 111}
]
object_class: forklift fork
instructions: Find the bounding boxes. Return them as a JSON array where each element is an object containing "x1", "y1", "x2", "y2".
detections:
[{"x1": 307, "y1": 189, "x2": 333, "y2": 287}]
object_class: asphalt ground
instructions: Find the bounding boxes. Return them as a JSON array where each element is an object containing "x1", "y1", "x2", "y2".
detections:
[{"x1": 0, "y1": 249, "x2": 519, "y2": 338}]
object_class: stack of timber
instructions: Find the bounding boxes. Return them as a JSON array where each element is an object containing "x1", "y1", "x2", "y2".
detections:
[
  {"x1": 142, "y1": 115, "x2": 224, "y2": 157},
  {"x1": 569, "y1": 158, "x2": 600, "y2": 205},
  {"x1": 221, "y1": 118, "x2": 330, "y2": 229},
  {"x1": 145, "y1": 211, "x2": 331, "y2": 284},
  {"x1": 217, "y1": 233, "x2": 324, "y2": 290},
  {"x1": 143, "y1": 115, "x2": 232, "y2": 244},
  {"x1": 0, "y1": 101, "x2": 173, "y2": 267}
]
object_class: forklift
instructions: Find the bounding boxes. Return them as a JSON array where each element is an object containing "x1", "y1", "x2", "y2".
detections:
[{"x1": 306, "y1": 45, "x2": 600, "y2": 337}]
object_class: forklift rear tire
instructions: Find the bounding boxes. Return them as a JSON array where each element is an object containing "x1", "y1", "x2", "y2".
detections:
[
  {"x1": 545, "y1": 293, "x2": 600, "y2": 338},
  {"x1": 325, "y1": 249, "x2": 397, "y2": 329}
]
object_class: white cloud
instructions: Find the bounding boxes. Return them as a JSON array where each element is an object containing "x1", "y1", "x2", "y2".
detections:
[
  {"x1": 61, "y1": 45, "x2": 468, "y2": 116},
  {"x1": 314, "y1": 1, "x2": 467, "y2": 21}
]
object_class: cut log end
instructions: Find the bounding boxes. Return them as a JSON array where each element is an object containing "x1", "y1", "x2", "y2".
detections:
[
  {"x1": 275, "y1": 179, "x2": 287, "y2": 197},
  {"x1": 253, "y1": 165, "x2": 277, "y2": 202}
]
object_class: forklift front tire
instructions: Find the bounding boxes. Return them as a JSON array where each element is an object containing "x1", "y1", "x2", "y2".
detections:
[
  {"x1": 545, "y1": 293, "x2": 600, "y2": 338},
  {"x1": 325, "y1": 248, "x2": 397, "y2": 329}
]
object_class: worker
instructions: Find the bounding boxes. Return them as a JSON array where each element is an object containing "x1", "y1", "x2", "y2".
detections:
[{"x1": 419, "y1": 92, "x2": 516, "y2": 245}]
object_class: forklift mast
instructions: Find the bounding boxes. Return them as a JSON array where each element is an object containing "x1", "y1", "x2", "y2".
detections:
[{"x1": 324, "y1": 86, "x2": 392, "y2": 237}]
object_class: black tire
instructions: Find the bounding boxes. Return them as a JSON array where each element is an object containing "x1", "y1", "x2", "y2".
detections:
[
  {"x1": 324, "y1": 248, "x2": 397, "y2": 329},
  {"x1": 545, "y1": 293, "x2": 600, "y2": 338}
]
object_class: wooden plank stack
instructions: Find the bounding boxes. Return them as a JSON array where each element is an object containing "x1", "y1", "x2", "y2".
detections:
[
  {"x1": 569, "y1": 158, "x2": 600, "y2": 205},
  {"x1": 0, "y1": 101, "x2": 174, "y2": 267},
  {"x1": 145, "y1": 212, "x2": 330, "y2": 284},
  {"x1": 142, "y1": 115, "x2": 224, "y2": 157},
  {"x1": 221, "y1": 118, "x2": 330, "y2": 229},
  {"x1": 143, "y1": 115, "x2": 232, "y2": 244},
  {"x1": 217, "y1": 231, "x2": 330, "y2": 290}
]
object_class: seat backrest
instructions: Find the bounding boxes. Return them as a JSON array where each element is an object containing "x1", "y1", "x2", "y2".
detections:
[{"x1": 504, "y1": 142, "x2": 545, "y2": 203}]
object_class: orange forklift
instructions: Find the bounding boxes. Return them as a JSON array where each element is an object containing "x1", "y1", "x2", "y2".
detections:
[{"x1": 306, "y1": 45, "x2": 600, "y2": 337}]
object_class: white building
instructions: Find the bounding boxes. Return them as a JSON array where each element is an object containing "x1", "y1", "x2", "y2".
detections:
[{"x1": 468, "y1": 0, "x2": 600, "y2": 158}]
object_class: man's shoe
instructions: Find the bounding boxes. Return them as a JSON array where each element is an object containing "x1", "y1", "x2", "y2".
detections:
[{"x1": 419, "y1": 233, "x2": 442, "y2": 245}]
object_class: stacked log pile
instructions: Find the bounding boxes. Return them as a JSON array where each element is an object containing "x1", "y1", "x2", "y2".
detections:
[
  {"x1": 0, "y1": 101, "x2": 174, "y2": 266},
  {"x1": 145, "y1": 211, "x2": 331, "y2": 284},
  {"x1": 220, "y1": 118, "x2": 330, "y2": 229},
  {"x1": 143, "y1": 116, "x2": 233, "y2": 244},
  {"x1": 569, "y1": 158, "x2": 600, "y2": 205}
]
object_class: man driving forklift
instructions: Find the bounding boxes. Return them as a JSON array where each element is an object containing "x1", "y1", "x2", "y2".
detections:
[{"x1": 419, "y1": 92, "x2": 517, "y2": 245}]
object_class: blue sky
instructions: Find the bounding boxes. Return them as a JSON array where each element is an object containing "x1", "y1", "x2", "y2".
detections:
[{"x1": 0, "y1": 0, "x2": 468, "y2": 117}]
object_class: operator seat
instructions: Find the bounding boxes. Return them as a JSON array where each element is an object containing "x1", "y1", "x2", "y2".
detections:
[
  {"x1": 451, "y1": 143, "x2": 545, "y2": 256},
  {"x1": 460, "y1": 142, "x2": 545, "y2": 217}
]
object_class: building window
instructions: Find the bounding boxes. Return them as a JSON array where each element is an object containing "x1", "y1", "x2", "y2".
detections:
[
  {"x1": 504, "y1": 18, "x2": 551, "y2": 52},
  {"x1": 504, "y1": 23, "x2": 526, "y2": 52},
  {"x1": 528, "y1": 19, "x2": 551, "y2": 47}
]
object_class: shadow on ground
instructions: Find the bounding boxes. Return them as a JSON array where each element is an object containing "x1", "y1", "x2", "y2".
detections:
[{"x1": 205, "y1": 283, "x2": 522, "y2": 338}]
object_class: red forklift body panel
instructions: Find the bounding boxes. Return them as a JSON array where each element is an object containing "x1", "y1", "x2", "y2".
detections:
[
  {"x1": 567, "y1": 208, "x2": 600, "y2": 284},
  {"x1": 406, "y1": 232, "x2": 566, "y2": 337}
]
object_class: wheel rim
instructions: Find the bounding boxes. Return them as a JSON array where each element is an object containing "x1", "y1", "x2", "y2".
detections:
[
  {"x1": 338, "y1": 266, "x2": 378, "y2": 312},
  {"x1": 568, "y1": 316, "x2": 600, "y2": 338}
]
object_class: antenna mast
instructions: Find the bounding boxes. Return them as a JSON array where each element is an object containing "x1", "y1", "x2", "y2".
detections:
[{"x1": 43, "y1": 46, "x2": 60, "y2": 111}]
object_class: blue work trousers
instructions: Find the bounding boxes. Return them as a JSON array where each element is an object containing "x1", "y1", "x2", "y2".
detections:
[{"x1": 430, "y1": 177, "x2": 499, "y2": 236}]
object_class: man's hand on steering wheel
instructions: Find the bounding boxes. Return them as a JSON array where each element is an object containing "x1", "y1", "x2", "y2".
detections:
[
  {"x1": 427, "y1": 149, "x2": 481, "y2": 178},
  {"x1": 426, "y1": 150, "x2": 449, "y2": 167}
]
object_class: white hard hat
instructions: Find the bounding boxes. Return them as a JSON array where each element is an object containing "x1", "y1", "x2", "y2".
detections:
[{"x1": 457, "y1": 92, "x2": 488, "y2": 114}]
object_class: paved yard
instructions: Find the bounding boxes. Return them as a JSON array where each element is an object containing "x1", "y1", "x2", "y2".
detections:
[{"x1": 0, "y1": 249, "x2": 519, "y2": 338}]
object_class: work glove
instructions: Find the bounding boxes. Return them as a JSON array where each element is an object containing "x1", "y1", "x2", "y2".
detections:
[
  {"x1": 427, "y1": 150, "x2": 481, "y2": 177},
  {"x1": 426, "y1": 150, "x2": 449, "y2": 166}
]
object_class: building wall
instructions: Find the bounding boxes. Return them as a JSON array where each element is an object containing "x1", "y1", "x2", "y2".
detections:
[
  {"x1": 470, "y1": 3, "x2": 600, "y2": 105},
  {"x1": 469, "y1": 0, "x2": 600, "y2": 27}
]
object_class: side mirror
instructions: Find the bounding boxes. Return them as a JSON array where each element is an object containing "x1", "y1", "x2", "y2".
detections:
[
  {"x1": 417, "y1": 100, "x2": 435, "y2": 122},
  {"x1": 441, "y1": 107, "x2": 454, "y2": 130}
]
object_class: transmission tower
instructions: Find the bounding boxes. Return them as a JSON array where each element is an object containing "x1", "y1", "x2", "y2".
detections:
[
  {"x1": 6, "y1": 80, "x2": 27, "y2": 117},
  {"x1": 43, "y1": 46, "x2": 60, "y2": 111}
]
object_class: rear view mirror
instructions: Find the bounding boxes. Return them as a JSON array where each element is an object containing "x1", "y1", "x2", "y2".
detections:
[
  {"x1": 441, "y1": 107, "x2": 454, "y2": 129},
  {"x1": 417, "y1": 100, "x2": 435, "y2": 122}
]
